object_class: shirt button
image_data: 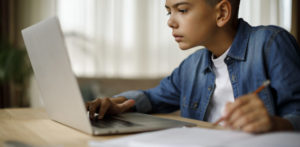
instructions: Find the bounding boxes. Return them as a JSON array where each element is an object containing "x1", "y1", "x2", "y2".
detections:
[
  {"x1": 232, "y1": 75, "x2": 236, "y2": 82},
  {"x1": 208, "y1": 87, "x2": 212, "y2": 91},
  {"x1": 192, "y1": 102, "x2": 198, "y2": 109}
]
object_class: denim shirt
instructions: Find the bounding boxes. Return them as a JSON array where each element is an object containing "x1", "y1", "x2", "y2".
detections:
[{"x1": 115, "y1": 19, "x2": 300, "y2": 130}]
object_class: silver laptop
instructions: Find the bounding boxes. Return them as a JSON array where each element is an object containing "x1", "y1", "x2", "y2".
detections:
[{"x1": 21, "y1": 16, "x2": 196, "y2": 135}]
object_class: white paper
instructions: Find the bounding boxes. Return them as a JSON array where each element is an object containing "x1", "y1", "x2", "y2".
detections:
[
  {"x1": 89, "y1": 127, "x2": 253, "y2": 147},
  {"x1": 225, "y1": 132, "x2": 300, "y2": 147},
  {"x1": 89, "y1": 127, "x2": 300, "y2": 147}
]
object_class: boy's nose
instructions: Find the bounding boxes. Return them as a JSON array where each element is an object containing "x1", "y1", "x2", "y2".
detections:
[{"x1": 167, "y1": 17, "x2": 178, "y2": 28}]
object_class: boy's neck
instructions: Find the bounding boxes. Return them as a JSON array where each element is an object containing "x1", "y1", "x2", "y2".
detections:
[{"x1": 206, "y1": 23, "x2": 238, "y2": 58}]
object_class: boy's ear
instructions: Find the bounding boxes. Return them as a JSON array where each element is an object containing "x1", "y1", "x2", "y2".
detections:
[{"x1": 215, "y1": 0, "x2": 232, "y2": 27}]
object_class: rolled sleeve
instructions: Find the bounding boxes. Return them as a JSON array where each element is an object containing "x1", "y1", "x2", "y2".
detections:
[
  {"x1": 114, "y1": 90, "x2": 152, "y2": 113},
  {"x1": 283, "y1": 114, "x2": 300, "y2": 131}
]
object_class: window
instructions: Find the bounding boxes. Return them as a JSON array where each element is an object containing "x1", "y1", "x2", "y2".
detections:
[{"x1": 57, "y1": 0, "x2": 292, "y2": 78}]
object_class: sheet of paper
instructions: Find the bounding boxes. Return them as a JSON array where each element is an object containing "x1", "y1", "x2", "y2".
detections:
[
  {"x1": 225, "y1": 132, "x2": 300, "y2": 147},
  {"x1": 89, "y1": 127, "x2": 300, "y2": 147},
  {"x1": 89, "y1": 127, "x2": 253, "y2": 147}
]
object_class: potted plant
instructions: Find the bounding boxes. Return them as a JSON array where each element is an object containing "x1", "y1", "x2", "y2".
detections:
[{"x1": 0, "y1": 40, "x2": 32, "y2": 108}]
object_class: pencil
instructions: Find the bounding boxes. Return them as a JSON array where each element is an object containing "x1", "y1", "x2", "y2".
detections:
[{"x1": 213, "y1": 80, "x2": 271, "y2": 126}]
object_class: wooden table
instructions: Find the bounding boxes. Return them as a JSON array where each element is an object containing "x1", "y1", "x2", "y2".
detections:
[{"x1": 0, "y1": 108, "x2": 222, "y2": 147}]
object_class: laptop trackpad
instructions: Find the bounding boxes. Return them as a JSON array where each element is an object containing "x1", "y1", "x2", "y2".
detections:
[{"x1": 91, "y1": 115, "x2": 141, "y2": 128}]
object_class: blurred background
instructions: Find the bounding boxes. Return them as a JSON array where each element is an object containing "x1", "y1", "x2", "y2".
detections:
[{"x1": 0, "y1": 0, "x2": 299, "y2": 108}]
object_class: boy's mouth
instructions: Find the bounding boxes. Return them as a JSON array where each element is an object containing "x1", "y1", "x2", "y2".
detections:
[{"x1": 173, "y1": 34, "x2": 183, "y2": 42}]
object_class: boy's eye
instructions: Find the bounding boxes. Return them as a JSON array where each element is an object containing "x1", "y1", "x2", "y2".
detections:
[
  {"x1": 166, "y1": 11, "x2": 171, "y2": 15},
  {"x1": 179, "y1": 9, "x2": 188, "y2": 13}
]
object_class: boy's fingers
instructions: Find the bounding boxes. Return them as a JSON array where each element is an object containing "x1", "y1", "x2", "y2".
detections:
[
  {"x1": 85, "y1": 102, "x2": 90, "y2": 111},
  {"x1": 97, "y1": 98, "x2": 112, "y2": 119},
  {"x1": 242, "y1": 117, "x2": 271, "y2": 133},
  {"x1": 231, "y1": 109, "x2": 261, "y2": 130},
  {"x1": 228, "y1": 101, "x2": 256, "y2": 124},
  {"x1": 86, "y1": 97, "x2": 134, "y2": 119},
  {"x1": 89, "y1": 100, "x2": 101, "y2": 119},
  {"x1": 111, "y1": 96, "x2": 128, "y2": 104},
  {"x1": 117, "y1": 99, "x2": 136, "y2": 113},
  {"x1": 224, "y1": 95, "x2": 250, "y2": 118}
]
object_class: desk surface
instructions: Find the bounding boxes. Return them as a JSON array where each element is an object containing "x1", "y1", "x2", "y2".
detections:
[{"x1": 0, "y1": 108, "x2": 221, "y2": 147}]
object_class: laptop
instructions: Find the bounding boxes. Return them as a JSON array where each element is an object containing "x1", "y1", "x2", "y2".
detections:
[{"x1": 21, "y1": 16, "x2": 196, "y2": 135}]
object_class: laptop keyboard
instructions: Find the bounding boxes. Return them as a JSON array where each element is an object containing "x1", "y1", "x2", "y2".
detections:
[{"x1": 91, "y1": 116, "x2": 140, "y2": 128}]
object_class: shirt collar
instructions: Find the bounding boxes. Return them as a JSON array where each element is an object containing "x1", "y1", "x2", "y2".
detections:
[
  {"x1": 227, "y1": 19, "x2": 252, "y2": 61},
  {"x1": 203, "y1": 19, "x2": 252, "y2": 73}
]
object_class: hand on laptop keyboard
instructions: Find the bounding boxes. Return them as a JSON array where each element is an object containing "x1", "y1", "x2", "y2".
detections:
[{"x1": 85, "y1": 97, "x2": 135, "y2": 120}]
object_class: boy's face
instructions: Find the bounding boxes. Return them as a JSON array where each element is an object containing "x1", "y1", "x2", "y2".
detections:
[{"x1": 165, "y1": 0, "x2": 217, "y2": 50}]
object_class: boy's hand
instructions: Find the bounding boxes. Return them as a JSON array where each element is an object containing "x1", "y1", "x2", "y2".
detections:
[
  {"x1": 223, "y1": 93, "x2": 293, "y2": 133},
  {"x1": 85, "y1": 97, "x2": 135, "y2": 120}
]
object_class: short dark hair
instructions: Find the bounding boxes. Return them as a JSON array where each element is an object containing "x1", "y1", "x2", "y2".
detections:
[{"x1": 205, "y1": 0, "x2": 240, "y2": 21}]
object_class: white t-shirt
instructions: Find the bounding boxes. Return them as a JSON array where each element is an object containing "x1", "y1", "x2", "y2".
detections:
[{"x1": 205, "y1": 48, "x2": 235, "y2": 123}]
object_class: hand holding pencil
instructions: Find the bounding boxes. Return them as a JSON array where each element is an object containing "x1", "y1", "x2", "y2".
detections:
[{"x1": 213, "y1": 80, "x2": 273, "y2": 133}]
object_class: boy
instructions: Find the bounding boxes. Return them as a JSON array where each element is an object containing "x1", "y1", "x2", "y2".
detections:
[{"x1": 86, "y1": 0, "x2": 300, "y2": 133}]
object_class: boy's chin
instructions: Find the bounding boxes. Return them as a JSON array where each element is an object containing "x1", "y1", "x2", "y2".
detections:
[{"x1": 178, "y1": 43, "x2": 195, "y2": 50}]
